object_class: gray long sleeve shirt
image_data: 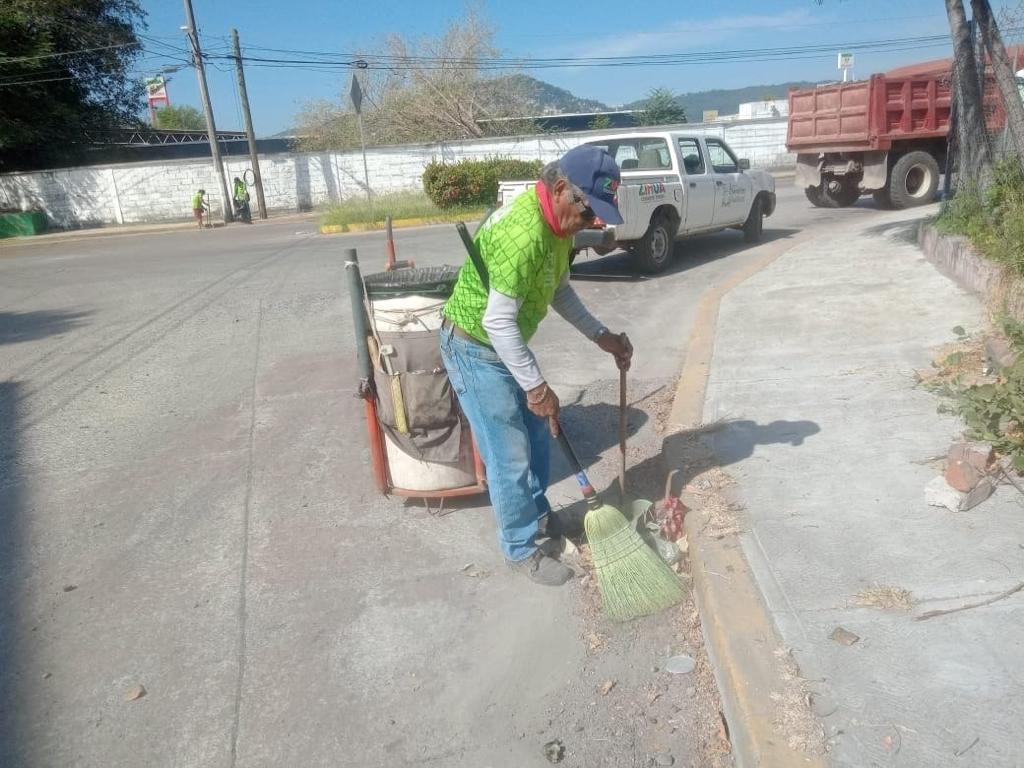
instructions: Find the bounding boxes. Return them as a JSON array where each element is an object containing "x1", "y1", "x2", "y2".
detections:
[{"x1": 481, "y1": 273, "x2": 605, "y2": 391}]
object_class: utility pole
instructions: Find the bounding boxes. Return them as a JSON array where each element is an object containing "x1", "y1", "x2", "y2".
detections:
[
  {"x1": 183, "y1": 0, "x2": 232, "y2": 224},
  {"x1": 231, "y1": 29, "x2": 267, "y2": 220}
]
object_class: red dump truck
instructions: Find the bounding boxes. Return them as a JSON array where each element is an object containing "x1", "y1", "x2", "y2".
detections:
[{"x1": 788, "y1": 54, "x2": 1021, "y2": 209}]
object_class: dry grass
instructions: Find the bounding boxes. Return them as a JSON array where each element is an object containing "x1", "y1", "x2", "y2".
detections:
[
  {"x1": 319, "y1": 191, "x2": 487, "y2": 228},
  {"x1": 771, "y1": 647, "x2": 826, "y2": 755},
  {"x1": 855, "y1": 584, "x2": 914, "y2": 612},
  {"x1": 914, "y1": 337, "x2": 989, "y2": 389}
]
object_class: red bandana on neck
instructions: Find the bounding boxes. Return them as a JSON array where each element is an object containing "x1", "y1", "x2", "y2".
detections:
[{"x1": 535, "y1": 180, "x2": 567, "y2": 238}]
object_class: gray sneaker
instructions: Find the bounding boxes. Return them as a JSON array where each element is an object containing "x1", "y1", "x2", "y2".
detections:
[{"x1": 507, "y1": 550, "x2": 574, "y2": 586}]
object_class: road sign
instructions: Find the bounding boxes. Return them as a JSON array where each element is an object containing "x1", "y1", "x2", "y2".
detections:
[
  {"x1": 838, "y1": 52, "x2": 855, "y2": 83},
  {"x1": 349, "y1": 74, "x2": 364, "y2": 115}
]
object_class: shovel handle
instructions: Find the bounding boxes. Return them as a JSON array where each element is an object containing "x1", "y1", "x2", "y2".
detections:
[{"x1": 555, "y1": 426, "x2": 601, "y2": 509}]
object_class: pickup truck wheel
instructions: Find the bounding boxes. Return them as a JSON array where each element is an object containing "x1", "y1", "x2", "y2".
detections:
[
  {"x1": 633, "y1": 214, "x2": 675, "y2": 274},
  {"x1": 742, "y1": 196, "x2": 764, "y2": 243},
  {"x1": 888, "y1": 151, "x2": 940, "y2": 209}
]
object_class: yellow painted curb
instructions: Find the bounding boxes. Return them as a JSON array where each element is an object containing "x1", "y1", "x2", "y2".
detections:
[
  {"x1": 665, "y1": 232, "x2": 828, "y2": 768},
  {"x1": 319, "y1": 211, "x2": 488, "y2": 235}
]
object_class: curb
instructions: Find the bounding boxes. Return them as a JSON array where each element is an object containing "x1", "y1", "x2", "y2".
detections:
[
  {"x1": 319, "y1": 212, "x2": 488, "y2": 235},
  {"x1": 1, "y1": 212, "x2": 318, "y2": 249},
  {"x1": 663, "y1": 233, "x2": 827, "y2": 768},
  {"x1": 917, "y1": 222, "x2": 1024, "y2": 321},
  {"x1": 1, "y1": 222, "x2": 200, "y2": 248}
]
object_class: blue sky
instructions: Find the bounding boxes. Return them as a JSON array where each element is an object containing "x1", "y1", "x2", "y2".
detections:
[{"x1": 136, "y1": 0, "x2": 957, "y2": 136}]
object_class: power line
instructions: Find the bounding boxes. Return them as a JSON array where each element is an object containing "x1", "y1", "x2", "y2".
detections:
[
  {"x1": 0, "y1": 29, "x2": 972, "y2": 74},
  {"x1": 4, "y1": 26, "x2": 1021, "y2": 89},
  {"x1": 210, "y1": 31, "x2": 965, "y2": 69},
  {"x1": 0, "y1": 42, "x2": 137, "y2": 66},
  {"x1": 0, "y1": 75, "x2": 76, "y2": 88}
]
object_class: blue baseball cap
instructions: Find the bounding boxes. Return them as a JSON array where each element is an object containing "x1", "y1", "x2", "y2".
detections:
[{"x1": 558, "y1": 145, "x2": 624, "y2": 225}]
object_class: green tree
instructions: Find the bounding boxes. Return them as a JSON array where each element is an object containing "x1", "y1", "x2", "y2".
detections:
[
  {"x1": 153, "y1": 104, "x2": 206, "y2": 131},
  {"x1": 588, "y1": 114, "x2": 612, "y2": 130},
  {"x1": 637, "y1": 87, "x2": 687, "y2": 126},
  {"x1": 0, "y1": 0, "x2": 147, "y2": 169}
]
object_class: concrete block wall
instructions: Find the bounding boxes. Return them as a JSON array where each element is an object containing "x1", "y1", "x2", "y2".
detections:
[
  {"x1": 722, "y1": 121, "x2": 794, "y2": 169},
  {"x1": 0, "y1": 119, "x2": 792, "y2": 229}
]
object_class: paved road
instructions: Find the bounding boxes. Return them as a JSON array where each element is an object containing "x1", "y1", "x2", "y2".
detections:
[{"x1": 0, "y1": 185, "x2": 887, "y2": 766}]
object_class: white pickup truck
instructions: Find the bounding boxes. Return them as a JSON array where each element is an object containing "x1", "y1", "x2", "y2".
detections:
[{"x1": 498, "y1": 131, "x2": 777, "y2": 273}]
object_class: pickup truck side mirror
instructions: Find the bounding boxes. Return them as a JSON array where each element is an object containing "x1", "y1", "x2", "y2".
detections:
[{"x1": 738, "y1": 158, "x2": 751, "y2": 171}]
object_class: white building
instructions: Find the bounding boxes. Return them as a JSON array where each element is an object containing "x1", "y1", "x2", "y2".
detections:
[{"x1": 738, "y1": 99, "x2": 789, "y2": 120}]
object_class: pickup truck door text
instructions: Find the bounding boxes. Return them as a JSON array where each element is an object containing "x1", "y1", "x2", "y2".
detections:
[
  {"x1": 707, "y1": 138, "x2": 751, "y2": 227},
  {"x1": 676, "y1": 138, "x2": 715, "y2": 231}
]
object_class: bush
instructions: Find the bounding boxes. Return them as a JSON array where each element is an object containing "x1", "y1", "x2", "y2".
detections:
[
  {"x1": 422, "y1": 157, "x2": 543, "y2": 209},
  {"x1": 938, "y1": 157, "x2": 1024, "y2": 275},
  {"x1": 925, "y1": 318, "x2": 1024, "y2": 471}
]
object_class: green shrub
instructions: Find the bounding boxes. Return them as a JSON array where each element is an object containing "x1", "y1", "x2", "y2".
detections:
[
  {"x1": 422, "y1": 157, "x2": 543, "y2": 209},
  {"x1": 938, "y1": 157, "x2": 1024, "y2": 275},
  {"x1": 926, "y1": 319, "x2": 1024, "y2": 470}
]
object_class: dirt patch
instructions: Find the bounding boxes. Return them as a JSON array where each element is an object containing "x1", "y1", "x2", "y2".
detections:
[
  {"x1": 855, "y1": 584, "x2": 915, "y2": 612},
  {"x1": 667, "y1": 428, "x2": 740, "y2": 540},
  {"x1": 545, "y1": 448, "x2": 733, "y2": 765},
  {"x1": 914, "y1": 336, "x2": 990, "y2": 390},
  {"x1": 771, "y1": 647, "x2": 826, "y2": 755},
  {"x1": 539, "y1": 566, "x2": 733, "y2": 768}
]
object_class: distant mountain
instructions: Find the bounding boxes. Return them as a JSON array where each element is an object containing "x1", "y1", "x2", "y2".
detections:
[
  {"x1": 624, "y1": 82, "x2": 817, "y2": 120},
  {"x1": 501, "y1": 74, "x2": 610, "y2": 115}
]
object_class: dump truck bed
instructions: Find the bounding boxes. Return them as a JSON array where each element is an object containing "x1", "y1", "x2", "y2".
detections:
[{"x1": 787, "y1": 73, "x2": 952, "y2": 153}]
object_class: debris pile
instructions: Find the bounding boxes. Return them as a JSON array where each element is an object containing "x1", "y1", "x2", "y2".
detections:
[{"x1": 925, "y1": 441, "x2": 1006, "y2": 512}]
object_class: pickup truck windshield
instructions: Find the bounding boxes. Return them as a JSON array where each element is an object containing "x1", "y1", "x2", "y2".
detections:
[{"x1": 584, "y1": 138, "x2": 671, "y2": 171}]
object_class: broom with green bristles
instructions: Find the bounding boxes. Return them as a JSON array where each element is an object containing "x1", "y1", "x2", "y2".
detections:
[{"x1": 555, "y1": 425, "x2": 685, "y2": 622}]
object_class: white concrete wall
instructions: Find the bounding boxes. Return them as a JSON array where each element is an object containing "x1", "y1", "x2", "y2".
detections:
[
  {"x1": 0, "y1": 119, "x2": 793, "y2": 229},
  {"x1": 738, "y1": 99, "x2": 789, "y2": 119}
]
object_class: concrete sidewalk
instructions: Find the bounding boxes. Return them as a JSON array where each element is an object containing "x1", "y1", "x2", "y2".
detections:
[{"x1": 701, "y1": 206, "x2": 1024, "y2": 766}]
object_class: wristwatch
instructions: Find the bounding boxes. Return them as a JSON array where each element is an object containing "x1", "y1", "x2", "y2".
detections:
[{"x1": 593, "y1": 326, "x2": 610, "y2": 342}]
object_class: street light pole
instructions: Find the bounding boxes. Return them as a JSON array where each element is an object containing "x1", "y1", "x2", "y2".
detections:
[
  {"x1": 231, "y1": 28, "x2": 267, "y2": 220},
  {"x1": 182, "y1": 0, "x2": 232, "y2": 224}
]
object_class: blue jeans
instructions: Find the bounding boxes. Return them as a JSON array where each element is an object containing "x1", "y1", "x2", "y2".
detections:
[{"x1": 440, "y1": 325, "x2": 551, "y2": 561}]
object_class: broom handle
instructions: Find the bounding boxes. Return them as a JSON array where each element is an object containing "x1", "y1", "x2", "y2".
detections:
[
  {"x1": 619, "y1": 367, "x2": 627, "y2": 505},
  {"x1": 554, "y1": 426, "x2": 602, "y2": 510}
]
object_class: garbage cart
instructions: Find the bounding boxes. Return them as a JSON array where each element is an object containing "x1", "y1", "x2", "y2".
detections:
[{"x1": 345, "y1": 249, "x2": 486, "y2": 499}]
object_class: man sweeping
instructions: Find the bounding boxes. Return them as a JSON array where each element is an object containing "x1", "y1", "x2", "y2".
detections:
[
  {"x1": 191, "y1": 188, "x2": 208, "y2": 229},
  {"x1": 232, "y1": 176, "x2": 252, "y2": 223},
  {"x1": 441, "y1": 145, "x2": 633, "y2": 587}
]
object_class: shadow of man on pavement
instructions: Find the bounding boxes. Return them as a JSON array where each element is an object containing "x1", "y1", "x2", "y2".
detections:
[{"x1": 591, "y1": 418, "x2": 823, "y2": 509}]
